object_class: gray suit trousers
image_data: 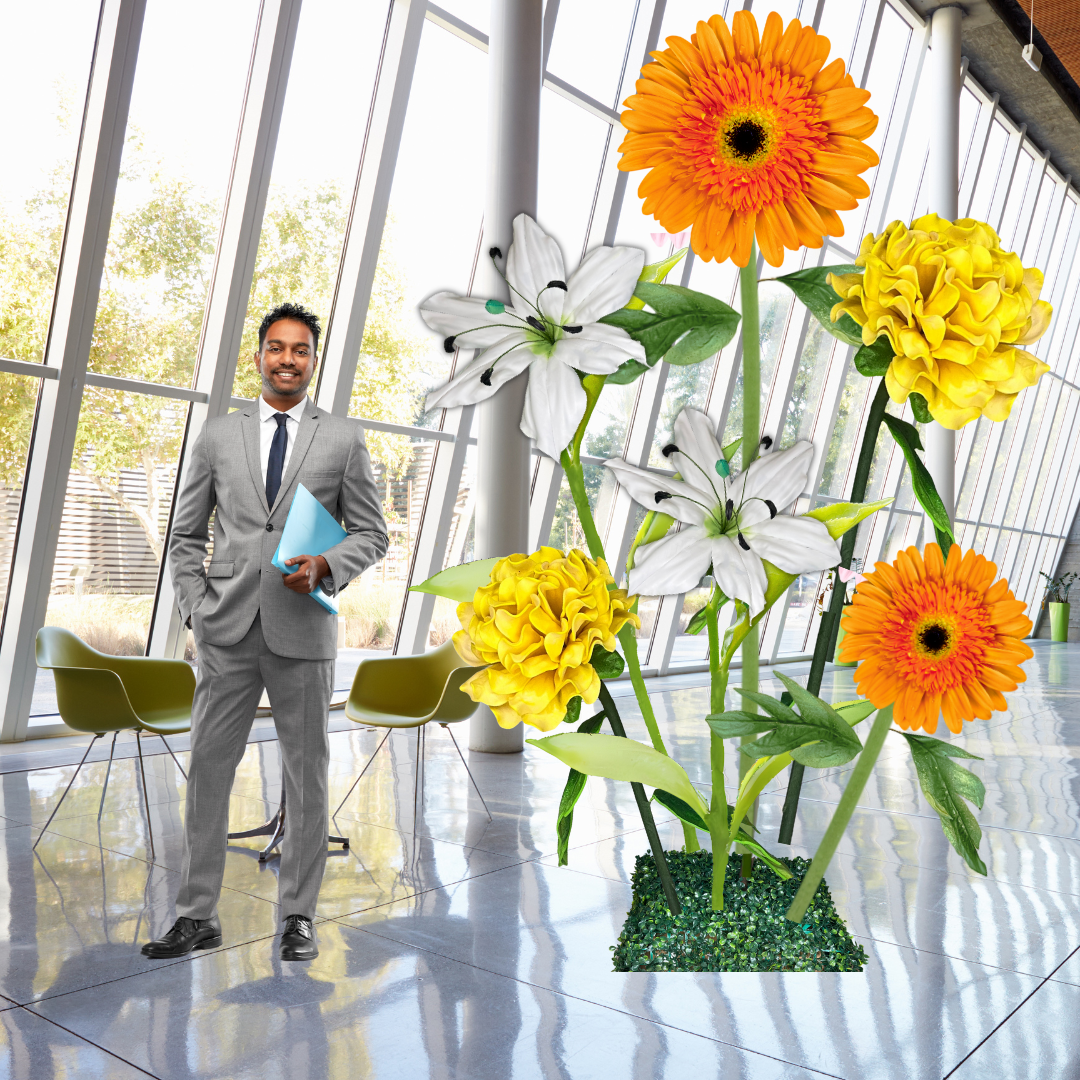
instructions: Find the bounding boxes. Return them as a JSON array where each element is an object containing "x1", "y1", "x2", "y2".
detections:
[{"x1": 175, "y1": 612, "x2": 333, "y2": 922}]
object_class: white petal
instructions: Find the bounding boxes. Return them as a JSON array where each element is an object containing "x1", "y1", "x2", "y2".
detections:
[
  {"x1": 743, "y1": 515, "x2": 839, "y2": 575},
  {"x1": 419, "y1": 292, "x2": 521, "y2": 348},
  {"x1": 604, "y1": 458, "x2": 709, "y2": 526},
  {"x1": 711, "y1": 535, "x2": 768, "y2": 616},
  {"x1": 565, "y1": 245, "x2": 646, "y2": 325},
  {"x1": 552, "y1": 324, "x2": 645, "y2": 374},
  {"x1": 672, "y1": 408, "x2": 724, "y2": 472},
  {"x1": 519, "y1": 357, "x2": 586, "y2": 460},
  {"x1": 506, "y1": 215, "x2": 566, "y2": 315},
  {"x1": 425, "y1": 332, "x2": 533, "y2": 410},
  {"x1": 629, "y1": 528, "x2": 714, "y2": 596},
  {"x1": 740, "y1": 441, "x2": 814, "y2": 512}
]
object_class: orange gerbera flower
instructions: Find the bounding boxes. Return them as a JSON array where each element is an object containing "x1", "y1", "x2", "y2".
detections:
[
  {"x1": 839, "y1": 544, "x2": 1033, "y2": 734},
  {"x1": 618, "y1": 10, "x2": 879, "y2": 268}
]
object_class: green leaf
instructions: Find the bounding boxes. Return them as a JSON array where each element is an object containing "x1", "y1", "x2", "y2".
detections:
[
  {"x1": 881, "y1": 414, "x2": 956, "y2": 551},
  {"x1": 833, "y1": 699, "x2": 877, "y2": 727},
  {"x1": 562, "y1": 696, "x2": 582, "y2": 726},
  {"x1": 805, "y1": 498, "x2": 893, "y2": 540},
  {"x1": 528, "y1": 732, "x2": 710, "y2": 818},
  {"x1": 902, "y1": 732, "x2": 987, "y2": 875},
  {"x1": 721, "y1": 437, "x2": 742, "y2": 462},
  {"x1": 775, "y1": 264, "x2": 864, "y2": 346},
  {"x1": 684, "y1": 606, "x2": 710, "y2": 636},
  {"x1": 707, "y1": 671, "x2": 862, "y2": 769},
  {"x1": 555, "y1": 709, "x2": 607, "y2": 866},
  {"x1": 909, "y1": 391, "x2": 933, "y2": 424},
  {"x1": 653, "y1": 788, "x2": 707, "y2": 830},
  {"x1": 852, "y1": 335, "x2": 894, "y2": 377},
  {"x1": 409, "y1": 557, "x2": 499, "y2": 602},
  {"x1": 605, "y1": 358, "x2": 651, "y2": 385},
  {"x1": 598, "y1": 282, "x2": 741, "y2": 368},
  {"x1": 735, "y1": 831, "x2": 794, "y2": 880},
  {"x1": 589, "y1": 643, "x2": 624, "y2": 680}
]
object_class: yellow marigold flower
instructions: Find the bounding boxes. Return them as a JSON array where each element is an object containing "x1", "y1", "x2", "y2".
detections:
[
  {"x1": 829, "y1": 215, "x2": 1053, "y2": 428},
  {"x1": 618, "y1": 10, "x2": 879, "y2": 268},
  {"x1": 452, "y1": 547, "x2": 640, "y2": 732},
  {"x1": 839, "y1": 543, "x2": 1033, "y2": 735}
]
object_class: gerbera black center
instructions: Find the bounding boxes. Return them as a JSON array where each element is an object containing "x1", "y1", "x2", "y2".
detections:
[
  {"x1": 918, "y1": 621, "x2": 951, "y2": 656},
  {"x1": 726, "y1": 119, "x2": 768, "y2": 161}
]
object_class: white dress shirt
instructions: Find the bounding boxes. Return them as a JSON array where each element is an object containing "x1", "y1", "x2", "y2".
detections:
[{"x1": 259, "y1": 396, "x2": 308, "y2": 486}]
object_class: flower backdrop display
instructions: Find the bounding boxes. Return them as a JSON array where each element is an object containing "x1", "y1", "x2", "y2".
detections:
[{"x1": 414, "y1": 9, "x2": 1050, "y2": 971}]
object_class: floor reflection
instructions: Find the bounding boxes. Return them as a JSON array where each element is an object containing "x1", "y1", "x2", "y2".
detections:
[{"x1": 0, "y1": 644, "x2": 1077, "y2": 1076}]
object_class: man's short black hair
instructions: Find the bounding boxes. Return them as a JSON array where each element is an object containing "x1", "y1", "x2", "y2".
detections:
[{"x1": 258, "y1": 302, "x2": 322, "y2": 354}]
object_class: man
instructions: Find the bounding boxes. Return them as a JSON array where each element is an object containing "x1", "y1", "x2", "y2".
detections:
[{"x1": 142, "y1": 302, "x2": 388, "y2": 962}]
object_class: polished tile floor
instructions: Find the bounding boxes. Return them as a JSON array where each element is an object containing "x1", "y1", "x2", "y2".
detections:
[{"x1": 1, "y1": 643, "x2": 1079, "y2": 1078}]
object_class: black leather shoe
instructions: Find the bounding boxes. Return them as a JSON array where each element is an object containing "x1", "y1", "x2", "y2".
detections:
[
  {"x1": 280, "y1": 914, "x2": 318, "y2": 961},
  {"x1": 141, "y1": 917, "x2": 222, "y2": 958}
]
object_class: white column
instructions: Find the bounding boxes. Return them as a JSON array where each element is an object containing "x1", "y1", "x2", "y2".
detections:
[
  {"x1": 925, "y1": 4, "x2": 963, "y2": 523},
  {"x1": 470, "y1": 0, "x2": 542, "y2": 753}
]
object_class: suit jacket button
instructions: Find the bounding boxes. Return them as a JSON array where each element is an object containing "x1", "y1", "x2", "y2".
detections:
[{"x1": 266, "y1": 522, "x2": 273, "y2": 532}]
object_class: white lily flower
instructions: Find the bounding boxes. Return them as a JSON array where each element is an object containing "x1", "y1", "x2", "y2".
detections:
[
  {"x1": 605, "y1": 409, "x2": 840, "y2": 616},
  {"x1": 420, "y1": 214, "x2": 646, "y2": 459}
]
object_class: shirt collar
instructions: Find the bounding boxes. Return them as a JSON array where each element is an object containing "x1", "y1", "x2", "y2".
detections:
[{"x1": 259, "y1": 396, "x2": 309, "y2": 424}]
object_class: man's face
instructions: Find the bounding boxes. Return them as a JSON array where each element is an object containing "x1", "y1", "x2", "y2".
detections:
[{"x1": 255, "y1": 319, "x2": 317, "y2": 403}]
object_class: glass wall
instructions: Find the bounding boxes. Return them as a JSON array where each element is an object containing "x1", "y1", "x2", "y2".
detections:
[{"x1": 6, "y1": 0, "x2": 1080, "y2": 737}]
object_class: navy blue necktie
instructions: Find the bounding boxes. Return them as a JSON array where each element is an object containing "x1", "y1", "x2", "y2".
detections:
[{"x1": 265, "y1": 412, "x2": 288, "y2": 508}]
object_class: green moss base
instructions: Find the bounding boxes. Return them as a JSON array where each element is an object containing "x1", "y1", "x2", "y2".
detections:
[{"x1": 612, "y1": 850, "x2": 867, "y2": 972}]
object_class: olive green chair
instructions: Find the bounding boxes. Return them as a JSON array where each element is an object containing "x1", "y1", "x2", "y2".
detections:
[
  {"x1": 333, "y1": 640, "x2": 491, "y2": 829},
  {"x1": 34, "y1": 627, "x2": 194, "y2": 858}
]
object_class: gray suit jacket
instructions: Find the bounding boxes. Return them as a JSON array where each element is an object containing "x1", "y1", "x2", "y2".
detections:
[{"x1": 169, "y1": 398, "x2": 389, "y2": 660}]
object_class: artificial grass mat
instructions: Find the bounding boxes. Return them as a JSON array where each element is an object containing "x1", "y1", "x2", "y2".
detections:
[{"x1": 612, "y1": 850, "x2": 867, "y2": 972}]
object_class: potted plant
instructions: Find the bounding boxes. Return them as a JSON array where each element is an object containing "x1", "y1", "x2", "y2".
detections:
[{"x1": 1040, "y1": 571, "x2": 1077, "y2": 641}]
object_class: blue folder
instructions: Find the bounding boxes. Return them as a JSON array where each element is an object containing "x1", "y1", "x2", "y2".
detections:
[{"x1": 271, "y1": 483, "x2": 347, "y2": 615}]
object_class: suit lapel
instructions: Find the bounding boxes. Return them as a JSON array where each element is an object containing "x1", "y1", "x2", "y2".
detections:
[
  {"x1": 241, "y1": 407, "x2": 269, "y2": 515},
  {"x1": 270, "y1": 398, "x2": 319, "y2": 514}
]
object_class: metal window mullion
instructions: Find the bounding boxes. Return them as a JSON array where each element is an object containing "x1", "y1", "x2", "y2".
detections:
[
  {"x1": 600, "y1": 0, "x2": 667, "y2": 248},
  {"x1": 146, "y1": 0, "x2": 304, "y2": 660},
  {"x1": 529, "y1": 453, "x2": 563, "y2": 550},
  {"x1": 982, "y1": 387, "x2": 1039, "y2": 562},
  {"x1": 315, "y1": 0, "x2": 425, "y2": 416},
  {"x1": 1025, "y1": 383, "x2": 1076, "y2": 536},
  {"x1": 0, "y1": 0, "x2": 146, "y2": 741},
  {"x1": 872, "y1": 19, "x2": 930, "y2": 235},
  {"x1": 1030, "y1": 173, "x2": 1067, "y2": 270},
  {"x1": 1012, "y1": 148, "x2": 1050, "y2": 256},
  {"x1": 959, "y1": 93, "x2": 999, "y2": 217},
  {"x1": 990, "y1": 126, "x2": 1027, "y2": 235},
  {"x1": 603, "y1": 361, "x2": 668, "y2": 585},
  {"x1": 1044, "y1": 391, "x2": 1080, "y2": 535},
  {"x1": 396, "y1": 405, "x2": 475, "y2": 654},
  {"x1": 1008, "y1": 378, "x2": 1063, "y2": 541}
]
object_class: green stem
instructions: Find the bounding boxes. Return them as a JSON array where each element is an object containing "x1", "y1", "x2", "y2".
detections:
[
  {"x1": 599, "y1": 683, "x2": 681, "y2": 916},
  {"x1": 785, "y1": 704, "x2": 894, "y2": 923},
  {"x1": 560, "y1": 450, "x2": 605, "y2": 563},
  {"x1": 777, "y1": 378, "x2": 890, "y2": 845},
  {"x1": 738, "y1": 248, "x2": 761, "y2": 878},
  {"x1": 705, "y1": 593, "x2": 729, "y2": 909}
]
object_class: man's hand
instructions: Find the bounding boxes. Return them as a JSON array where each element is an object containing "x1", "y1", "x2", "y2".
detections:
[{"x1": 282, "y1": 554, "x2": 331, "y2": 595}]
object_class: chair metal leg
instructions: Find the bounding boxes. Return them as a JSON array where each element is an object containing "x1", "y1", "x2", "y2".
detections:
[
  {"x1": 135, "y1": 732, "x2": 156, "y2": 861},
  {"x1": 98, "y1": 731, "x2": 118, "y2": 820},
  {"x1": 412, "y1": 725, "x2": 426, "y2": 840},
  {"x1": 332, "y1": 729, "x2": 390, "y2": 817},
  {"x1": 442, "y1": 724, "x2": 493, "y2": 821},
  {"x1": 230, "y1": 781, "x2": 350, "y2": 862},
  {"x1": 34, "y1": 733, "x2": 103, "y2": 849},
  {"x1": 158, "y1": 735, "x2": 188, "y2": 781}
]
